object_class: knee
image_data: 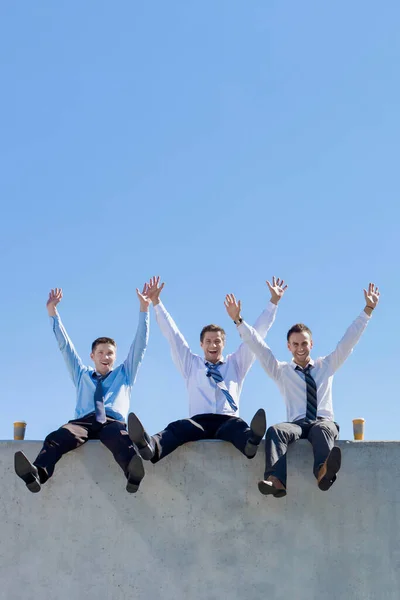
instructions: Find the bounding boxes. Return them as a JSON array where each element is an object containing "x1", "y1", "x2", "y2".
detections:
[
  {"x1": 44, "y1": 430, "x2": 62, "y2": 447},
  {"x1": 102, "y1": 422, "x2": 126, "y2": 440},
  {"x1": 266, "y1": 425, "x2": 286, "y2": 442},
  {"x1": 44, "y1": 427, "x2": 73, "y2": 447},
  {"x1": 312, "y1": 423, "x2": 337, "y2": 439}
]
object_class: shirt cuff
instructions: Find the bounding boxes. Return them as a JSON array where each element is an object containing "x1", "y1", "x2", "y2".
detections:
[
  {"x1": 153, "y1": 301, "x2": 164, "y2": 313},
  {"x1": 360, "y1": 310, "x2": 371, "y2": 320},
  {"x1": 237, "y1": 320, "x2": 252, "y2": 340},
  {"x1": 139, "y1": 310, "x2": 149, "y2": 322}
]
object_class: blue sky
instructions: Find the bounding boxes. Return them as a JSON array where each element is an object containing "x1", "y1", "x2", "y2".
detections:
[{"x1": 1, "y1": 1, "x2": 398, "y2": 443}]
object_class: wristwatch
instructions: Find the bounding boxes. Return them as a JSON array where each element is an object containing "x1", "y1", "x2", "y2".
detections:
[{"x1": 233, "y1": 317, "x2": 243, "y2": 325}]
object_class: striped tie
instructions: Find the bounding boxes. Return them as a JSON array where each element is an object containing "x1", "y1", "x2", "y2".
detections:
[
  {"x1": 205, "y1": 362, "x2": 238, "y2": 412},
  {"x1": 296, "y1": 365, "x2": 317, "y2": 421}
]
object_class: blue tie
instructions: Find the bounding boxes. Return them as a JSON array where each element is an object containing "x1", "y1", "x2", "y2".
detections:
[
  {"x1": 205, "y1": 362, "x2": 238, "y2": 412},
  {"x1": 296, "y1": 365, "x2": 317, "y2": 421},
  {"x1": 93, "y1": 374, "x2": 109, "y2": 424}
]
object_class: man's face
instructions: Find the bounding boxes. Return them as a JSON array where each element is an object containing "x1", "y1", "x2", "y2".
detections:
[
  {"x1": 287, "y1": 331, "x2": 313, "y2": 367},
  {"x1": 200, "y1": 331, "x2": 225, "y2": 364},
  {"x1": 90, "y1": 343, "x2": 116, "y2": 375}
]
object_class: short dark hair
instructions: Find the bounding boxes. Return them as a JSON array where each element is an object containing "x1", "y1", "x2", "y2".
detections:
[
  {"x1": 91, "y1": 337, "x2": 117, "y2": 352},
  {"x1": 200, "y1": 325, "x2": 226, "y2": 343},
  {"x1": 286, "y1": 324, "x2": 312, "y2": 342}
]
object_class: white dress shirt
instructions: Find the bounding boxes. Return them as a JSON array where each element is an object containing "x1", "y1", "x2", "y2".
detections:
[
  {"x1": 238, "y1": 311, "x2": 371, "y2": 423},
  {"x1": 154, "y1": 301, "x2": 278, "y2": 417}
]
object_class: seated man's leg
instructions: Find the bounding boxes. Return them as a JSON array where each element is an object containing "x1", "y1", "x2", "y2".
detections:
[
  {"x1": 258, "y1": 422, "x2": 303, "y2": 497},
  {"x1": 98, "y1": 418, "x2": 144, "y2": 493},
  {"x1": 14, "y1": 419, "x2": 90, "y2": 493},
  {"x1": 128, "y1": 413, "x2": 210, "y2": 463},
  {"x1": 308, "y1": 420, "x2": 340, "y2": 491},
  {"x1": 215, "y1": 409, "x2": 267, "y2": 459}
]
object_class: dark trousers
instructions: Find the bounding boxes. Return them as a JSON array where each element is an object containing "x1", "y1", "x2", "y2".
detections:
[
  {"x1": 151, "y1": 413, "x2": 253, "y2": 464},
  {"x1": 264, "y1": 419, "x2": 339, "y2": 486},
  {"x1": 33, "y1": 413, "x2": 137, "y2": 483}
]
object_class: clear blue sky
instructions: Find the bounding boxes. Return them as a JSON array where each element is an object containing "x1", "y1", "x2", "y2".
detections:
[{"x1": 1, "y1": 1, "x2": 398, "y2": 443}]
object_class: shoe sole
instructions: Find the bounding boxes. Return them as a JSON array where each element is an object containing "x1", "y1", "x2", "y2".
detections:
[
  {"x1": 258, "y1": 480, "x2": 287, "y2": 498},
  {"x1": 251, "y1": 408, "x2": 267, "y2": 440},
  {"x1": 244, "y1": 409, "x2": 267, "y2": 458},
  {"x1": 128, "y1": 413, "x2": 154, "y2": 460},
  {"x1": 14, "y1": 451, "x2": 41, "y2": 493},
  {"x1": 318, "y1": 447, "x2": 342, "y2": 491},
  {"x1": 126, "y1": 455, "x2": 145, "y2": 493}
]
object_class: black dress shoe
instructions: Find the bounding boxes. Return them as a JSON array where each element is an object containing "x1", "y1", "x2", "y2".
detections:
[
  {"x1": 128, "y1": 413, "x2": 155, "y2": 461},
  {"x1": 14, "y1": 451, "x2": 41, "y2": 493},
  {"x1": 258, "y1": 479, "x2": 287, "y2": 498},
  {"x1": 126, "y1": 455, "x2": 145, "y2": 493},
  {"x1": 244, "y1": 408, "x2": 267, "y2": 458}
]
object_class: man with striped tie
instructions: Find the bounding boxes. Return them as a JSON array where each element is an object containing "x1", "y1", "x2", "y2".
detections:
[
  {"x1": 127, "y1": 275, "x2": 287, "y2": 473},
  {"x1": 225, "y1": 282, "x2": 380, "y2": 497}
]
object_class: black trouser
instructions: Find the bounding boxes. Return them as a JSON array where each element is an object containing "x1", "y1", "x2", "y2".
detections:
[
  {"x1": 33, "y1": 413, "x2": 138, "y2": 483},
  {"x1": 150, "y1": 413, "x2": 253, "y2": 464},
  {"x1": 264, "y1": 418, "x2": 339, "y2": 486}
]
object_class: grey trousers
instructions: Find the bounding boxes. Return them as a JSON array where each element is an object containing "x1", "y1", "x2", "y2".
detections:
[{"x1": 264, "y1": 418, "x2": 339, "y2": 486}]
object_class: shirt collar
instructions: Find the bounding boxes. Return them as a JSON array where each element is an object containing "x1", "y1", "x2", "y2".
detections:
[
  {"x1": 290, "y1": 358, "x2": 315, "y2": 370},
  {"x1": 91, "y1": 370, "x2": 113, "y2": 380},
  {"x1": 205, "y1": 359, "x2": 225, "y2": 367}
]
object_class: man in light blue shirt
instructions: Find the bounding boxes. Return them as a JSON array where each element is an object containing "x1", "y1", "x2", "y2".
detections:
[{"x1": 14, "y1": 285, "x2": 150, "y2": 494}]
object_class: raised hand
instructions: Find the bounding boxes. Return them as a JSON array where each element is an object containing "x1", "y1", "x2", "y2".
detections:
[
  {"x1": 224, "y1": 294, "x2": 242, "y2": 322},
  {"x1": 146, "y1": 275, "x2": 165, "y2": 306},
  {"x1": 364, "y1": 282, "x2": 380, "y2": 310},
  {"x1": 266, "y1": 276, "x2": 288, "y2": 305},
  {"x1": 47, "y1": 288, "x2": 63, "y2": 316},
  {"x1": 136, "y1": 283, "x2": 151, "y2": 312}
]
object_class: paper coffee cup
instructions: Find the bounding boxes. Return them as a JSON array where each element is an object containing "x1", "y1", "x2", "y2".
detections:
[
  {"x1": 14, "y1": 421, "x2": 27, "y2": 441},
  {"x1": 352, "y1": 418, "x2": 365, "y2": 441}
]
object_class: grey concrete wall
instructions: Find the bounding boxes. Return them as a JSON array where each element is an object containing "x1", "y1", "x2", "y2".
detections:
[{"x1": 0, "y1": 440, "x2": 399, "y2": 600}]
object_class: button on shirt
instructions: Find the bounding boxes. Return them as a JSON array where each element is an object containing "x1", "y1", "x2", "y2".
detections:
[
  {"x1": 238, "y1": 311, "x2": 371, "y2": 422},
  {"x1": 154, "y1": 301, "x2": 278, "y2": 417},
  {"x1": 50, "y1": 311, "x2": 149, "y2": 422}
]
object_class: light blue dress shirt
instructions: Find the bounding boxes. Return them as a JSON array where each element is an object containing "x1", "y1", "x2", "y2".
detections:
[{"x1": 50, "y1": 311, "x2": 149, "y2": 422}]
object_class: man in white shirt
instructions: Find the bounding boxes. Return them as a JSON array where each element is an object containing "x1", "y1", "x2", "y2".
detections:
[
  {"x1": 128, "y1": 276, "x2": 288, "y2": 469},
  {"x1": 225, "y1": 282, "x2": 380, "y2": 497}
]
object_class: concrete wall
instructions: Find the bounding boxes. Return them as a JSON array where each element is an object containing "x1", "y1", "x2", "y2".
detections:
[{"x1": 1, "y1": 440, "x2": 399, "y2": 600}]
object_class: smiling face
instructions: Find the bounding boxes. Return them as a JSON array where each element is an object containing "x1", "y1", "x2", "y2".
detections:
[
  {"x1": 90, "y1": 342, "x2": 116, "y2": 375},
  {"x1": 287, "y1": 331, "x2": 313, "y2": 367},
  {"x1": 200, "y1": 329, "x2": 225, "y2": 364}
]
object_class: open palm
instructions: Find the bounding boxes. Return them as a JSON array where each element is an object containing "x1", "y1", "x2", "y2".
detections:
[
  {"x1": 266, "y1": 276, "x2": 288, "y2": 304},
  {"x1": 146, "y1": 275, "x2": 165, "y2": 304},
  {"x1": 364, "y1": 282, "x2": 380, "y2": 309}
]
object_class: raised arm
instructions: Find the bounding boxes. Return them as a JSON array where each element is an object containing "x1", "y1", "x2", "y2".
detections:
[
  {"x1": 146, "y1": 276, "x2": 194, "y2": 379},
  {"x1": 123, "y1": 284, "x2": 150, "y2": 384},
  {"x1": 323, "y1": 282, "x2": 380, "y2": 374},
  {"x1": 47, "y1": 288, "x2": 85, "y2": 386},
  {"x1": 225, "y1": 276, "x2": 287, "y2": 379}
]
